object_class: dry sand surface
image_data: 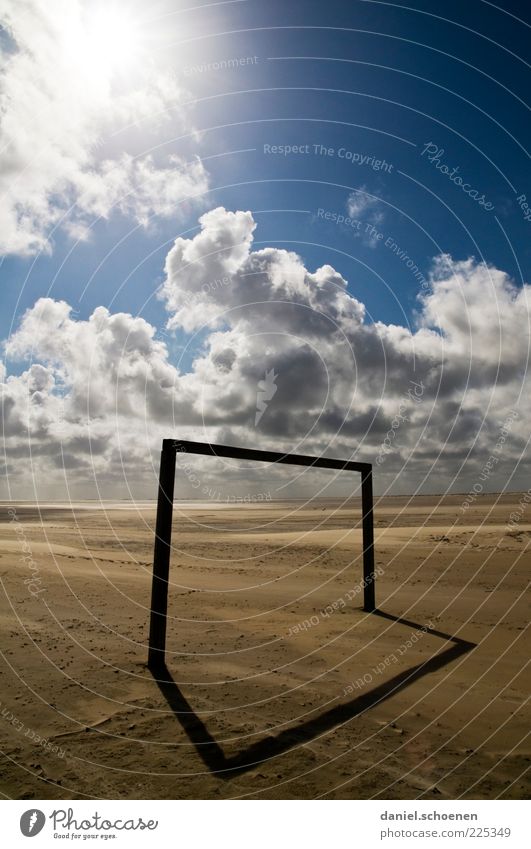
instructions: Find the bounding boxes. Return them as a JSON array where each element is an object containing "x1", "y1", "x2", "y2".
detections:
[{"x1": 0, "y1": 494, "x2": 529, "y2": 799}]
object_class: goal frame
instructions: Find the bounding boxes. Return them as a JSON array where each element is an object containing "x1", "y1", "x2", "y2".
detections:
[{"x1": 147, "y1": 439, "x2": 376, "y2": 669}]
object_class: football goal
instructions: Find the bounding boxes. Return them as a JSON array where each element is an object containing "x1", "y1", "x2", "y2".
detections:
[{"x1": 147, "y1": 439, "x2": 376, "y2": 669}]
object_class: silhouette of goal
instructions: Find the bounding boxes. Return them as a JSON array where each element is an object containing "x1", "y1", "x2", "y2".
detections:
[{"x1": 147, "y1": 439, "x2": 376, "y2": 669}]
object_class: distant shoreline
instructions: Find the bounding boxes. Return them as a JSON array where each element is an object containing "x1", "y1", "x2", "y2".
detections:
[{"x1": 0, "y1": 491, "x2": 528, "y2": 509}]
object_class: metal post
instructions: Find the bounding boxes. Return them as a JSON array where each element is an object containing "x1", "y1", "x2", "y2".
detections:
[
  {"x1": 148, "y1": 444, "x2": 176, "y2": 669},
  {"x1": 361, "y1": 468, "x2": 376, "y2": 611}
]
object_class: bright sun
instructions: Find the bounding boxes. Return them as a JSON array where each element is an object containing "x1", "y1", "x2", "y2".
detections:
[{"x1": 72, "y1": 4, "x2": 143, "y2": 80}]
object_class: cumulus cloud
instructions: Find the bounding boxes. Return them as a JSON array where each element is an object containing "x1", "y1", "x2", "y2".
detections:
[
  {"x1": 1, "y1": 207, "x2": 530, "y2": 497},
  {"x1": 1, "y1": 299, "x2": 193, "y2": 497},
  {"x1": 159, "y1": 206, "x2": 366, "y2": 334},
  {"x1": 159, "y1": 208, "x2": 530, "y2": 484},
  {"x1": 0, "y1": 0, "x2": 208, "y2": 255}
]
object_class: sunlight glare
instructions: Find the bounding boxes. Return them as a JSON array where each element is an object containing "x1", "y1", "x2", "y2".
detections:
[{"x1": 76, "y1": 4, "x2": 143, "y2": 80}]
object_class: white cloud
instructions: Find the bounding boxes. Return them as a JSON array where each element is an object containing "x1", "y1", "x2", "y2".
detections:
[
  {"x1": 346, "y1": 188, "x2": 384, "y2": 247},
  {"x1": 347, "y1": 188, "x2": 381, "y2": 219},
  {"x1": 159, "y1": 206, "x2": 366, "y2": 334},
  {"x1": 0, "y1": 0, "x2": 208, "y2": 256},
  {"x1": 1, "y1": 208, "x2": 530, "y2": 497},
  {"x1": 159, "y1": 208, "x2": 531, "y2": 485}
]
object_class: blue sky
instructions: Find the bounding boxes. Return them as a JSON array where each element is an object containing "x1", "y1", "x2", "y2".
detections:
[
  {"x1": 0, "y1": 0, "x2": 529, "y2": 497},
  {"x1": 2, "y1": 0, "x2": 529, "y2": 338}
]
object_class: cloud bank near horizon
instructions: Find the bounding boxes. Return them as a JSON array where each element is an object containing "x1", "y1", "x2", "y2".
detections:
[{"x1": 1, "y1": 207, "x2": 529, "y2": 499}]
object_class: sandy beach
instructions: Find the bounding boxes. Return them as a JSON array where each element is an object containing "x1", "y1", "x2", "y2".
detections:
[{"x1": 0, "y1": 494, "x2": 529, "y2": 799}]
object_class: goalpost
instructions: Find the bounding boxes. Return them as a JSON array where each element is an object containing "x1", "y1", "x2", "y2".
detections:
[{"x1": 147, "y1": 439, "x2": 376, "y2": 670}]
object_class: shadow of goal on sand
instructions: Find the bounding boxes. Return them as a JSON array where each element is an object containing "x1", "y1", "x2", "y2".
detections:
[{"x1": 149, "y1": 611, "x2": 475, "y2": 779}]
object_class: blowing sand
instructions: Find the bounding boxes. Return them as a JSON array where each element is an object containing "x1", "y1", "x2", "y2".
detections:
[{"x1": 0, "y1": 494, "x2": 529, "y2": 799}]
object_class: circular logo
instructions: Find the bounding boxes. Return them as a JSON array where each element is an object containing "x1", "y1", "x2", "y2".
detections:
[{"x1": 20, "y1": 810, "x2": 46, "y2": 837}]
